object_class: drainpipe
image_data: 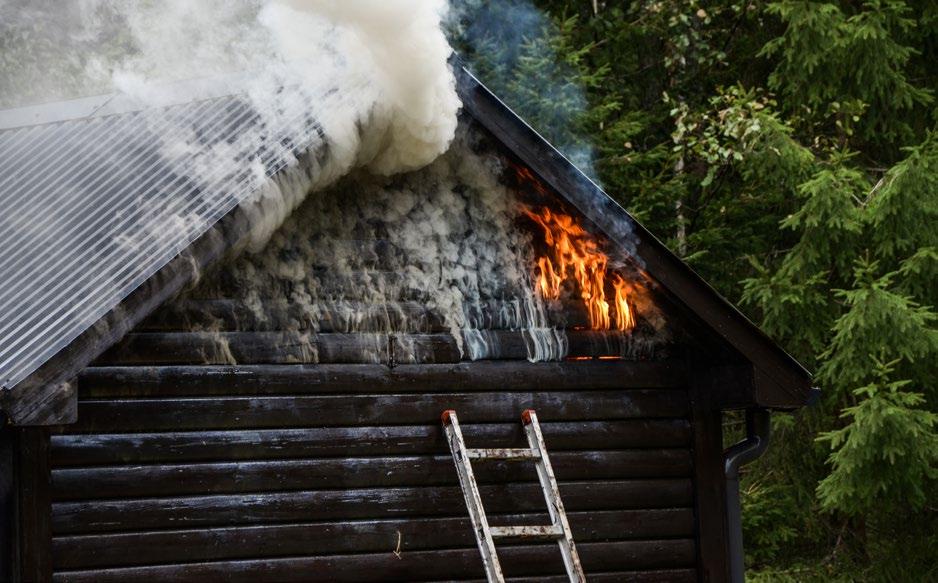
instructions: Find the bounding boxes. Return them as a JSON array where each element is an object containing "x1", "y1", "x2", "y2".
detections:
[{"x1": 724, "y1": 408, "x2": 771, "y2": 583}]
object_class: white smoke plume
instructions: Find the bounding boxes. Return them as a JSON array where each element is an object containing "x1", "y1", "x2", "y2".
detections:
[
  {"x1": 1, "y1": 0, "x2": 668, "y2": 371},
  {"x1": 0, "y1": 0, "x2": 461, "y2": 242}
]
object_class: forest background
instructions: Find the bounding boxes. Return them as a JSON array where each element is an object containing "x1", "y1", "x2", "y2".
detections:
[{"x1": 450, "y1": 1, "x2": 937, "y2": 581}]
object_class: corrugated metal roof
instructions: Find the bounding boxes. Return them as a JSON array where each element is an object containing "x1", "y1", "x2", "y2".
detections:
[{"x1": 0, "y1": 81, "x2": 326, "y2": 391}]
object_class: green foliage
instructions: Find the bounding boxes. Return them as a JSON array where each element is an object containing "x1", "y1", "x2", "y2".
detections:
[
  {"x1": 817, "y1": 359, "x2": 937, "y2": 515},
  {"x1": 741, "y1": 476, "x2": 802, "y2": 564},
  {"x1": 779, "y1": 153, "x2": 865, "y2": 275},
  {"x1": 761, "y1": 0, "x2": 933, "y2": 149},
  {"x1": 817, "y1": 259, "x2": 938, "y2": 391},
  {"x1": 742, "y1": 261, "x2": 832, "y2": 359},
  {"x1": 867, "y1": 133, "x2": 938, "y2": 260},
  {"x1": 452, "y1": 1, "x2": 938, "y2": 578},
  {"x1": 741, "y1": 153, "x2": 866, "y2": 355}
]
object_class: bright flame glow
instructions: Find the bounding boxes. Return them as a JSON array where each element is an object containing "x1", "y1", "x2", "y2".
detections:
[{"x1": 522, "y1": 205, "x2": 637, "y2": 332}]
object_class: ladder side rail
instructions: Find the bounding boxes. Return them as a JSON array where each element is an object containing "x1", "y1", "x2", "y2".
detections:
[
  {"x1": 442, "y1": 410, "x2": 505, "y2": 583},
  {"x1": 522, "y1": 409, "x2": 587, "y2": 583}
]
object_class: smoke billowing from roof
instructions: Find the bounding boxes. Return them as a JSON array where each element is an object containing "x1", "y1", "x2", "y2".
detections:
[
  {"x1": 0, "y1": 0, "x2": 461, "y2": 391},
  {"x1": 1, "y1": 0, "x2": 460, "y2": 176}
]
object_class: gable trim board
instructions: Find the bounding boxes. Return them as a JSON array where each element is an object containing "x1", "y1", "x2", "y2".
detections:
[{"x1": 0, "y1": 65, "x2": 813, "y2": 426}]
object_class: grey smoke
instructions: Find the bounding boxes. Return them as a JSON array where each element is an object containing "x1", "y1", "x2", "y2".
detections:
[
  {"x1": 196, "y1": 124, "x2": 569, "y2": 361},
  {"x1": 189, "y1": 124, "x2": 669, "y2": 363},
  {"x1": 1, "y1": 0, "x2": 461, "y2": 230}
]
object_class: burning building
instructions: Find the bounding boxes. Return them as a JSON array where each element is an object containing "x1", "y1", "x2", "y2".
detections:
[{"x1": 0, "y1": 66, "x2": 814, "y2": 582}]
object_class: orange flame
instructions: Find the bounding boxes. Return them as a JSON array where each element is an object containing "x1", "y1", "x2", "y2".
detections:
[{"x1": 523, "y1": 205, "x2": 636, "y2": 331}]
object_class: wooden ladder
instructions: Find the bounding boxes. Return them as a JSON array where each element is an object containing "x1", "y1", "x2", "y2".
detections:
[{"x1": 441, "y1": 409, "x2": 586, "y2": 582}]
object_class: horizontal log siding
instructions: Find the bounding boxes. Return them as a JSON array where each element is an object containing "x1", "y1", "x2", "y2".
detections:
[
  {"x1": 51, "y1": 361, "x2": 697, "y2": 581},
  {"x1": 53, "y1": 542, "x2": 698, "y2": 582},
  {"x1": 94, "y1": 330, "x2": 663, "y2": 366}
]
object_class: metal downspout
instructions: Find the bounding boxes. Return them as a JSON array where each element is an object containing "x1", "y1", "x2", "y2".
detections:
[{"x1": 724, "y1": 408, "x2": 771, "y2": 583}]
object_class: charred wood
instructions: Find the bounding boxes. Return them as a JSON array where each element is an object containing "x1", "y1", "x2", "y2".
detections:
[
  {"x1": 140, "y1": 299, "x2": 448, "y2": 334},
  {"x1": 93, "y1": 329, "x2": 667, "y2": 366}
]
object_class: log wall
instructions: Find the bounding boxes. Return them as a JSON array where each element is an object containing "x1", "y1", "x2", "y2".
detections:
[{"x1": 47, "y1": 360, "x2": 700, "y2": 582}]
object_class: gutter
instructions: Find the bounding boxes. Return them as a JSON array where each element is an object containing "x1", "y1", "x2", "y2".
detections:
[{"x1": 724, "y1": 408, "x2": 771, "y2": 583}]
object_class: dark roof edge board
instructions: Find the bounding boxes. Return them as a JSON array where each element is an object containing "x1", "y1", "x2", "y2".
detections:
[
  {"x1": 0, "y1": 204, "x2": 254, "y2": 426},
  {"x1": 454, "y1": 65, "x2": 814, "y2": 409}
]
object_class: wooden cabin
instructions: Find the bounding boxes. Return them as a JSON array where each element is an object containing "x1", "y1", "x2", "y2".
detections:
[{"x1": 0, "y1": 67, "x2": 814, "y2": 582}]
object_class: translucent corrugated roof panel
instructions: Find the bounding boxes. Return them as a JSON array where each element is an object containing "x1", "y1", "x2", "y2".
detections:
[{"x1": 0, "y1": 85, "x2": 322, "y2": 390}]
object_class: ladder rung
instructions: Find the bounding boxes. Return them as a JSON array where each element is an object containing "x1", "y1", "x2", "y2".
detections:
[
  {"x1": 465, "y1": 448, "x2": 539, "y2": 460},
  {"x1": 490, "y1": 525, "x2": 564, "y2": 540}
]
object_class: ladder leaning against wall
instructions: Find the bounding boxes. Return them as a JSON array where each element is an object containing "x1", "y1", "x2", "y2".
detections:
[{"x1": 441, "y1": 408, "x2": 586, "y2": 583}]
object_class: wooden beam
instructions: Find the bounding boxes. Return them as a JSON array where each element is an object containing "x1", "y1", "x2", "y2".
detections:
[
  {"x1": 91, "y1": 329, "x2": 667, "y2": 367},
  {"x1": 138, "y1": 298, "x2": 600, "y2": 334},
  {"x1": 52, "y1": 509, "x2": 694, "y2": 570},
  {"x1": 0, "y1": 425, "x2": 15, "y2": 583},
  {"x1": 60, "y1": 390, "x2": 689, "y2": 433},
  {"x1": 689, "y1": 383, "x2": 730, "y2": 582},
  {"x1": 50, "y1": 419, "x2": 692, "y2": 466},
  {"x1": 51, "y1": 450, "x2": 692, "y2": 501},
  {"x1": 77, "y1": 360, "x2": 688, "y2": 397},
  {"x1": 49, "y1": 540, "x2": 697, "y2": 583},
  {"x1": 52, "y1": 479, "x2": 693, "y2": 534},
  {"x1": 17, "y1": 427, "x2": 52, "y2": 582},
  {"x1": 0, "y1": 381, "x2": 76, "y2": 428}
]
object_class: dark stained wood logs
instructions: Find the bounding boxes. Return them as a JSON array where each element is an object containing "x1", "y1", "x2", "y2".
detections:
[
  {"x1": 61, "y1": 390, "x2": 687, "y2": 433},
  {"x1": 0, "y1": 427, "x2": 15, "y2": 583},
  {"x1": 50, "y1": 360, "x2": 698, "y2": 581},
  {"x1": 52, "y1": 450, "x2": 693, "y2": 500},
  {"x1": 53, "y1": 541, "x2": 697, "y2": 582},
  {"x1": 16, "y1": 428, "x2": 52, "y2": 582},
  {"x1": 52, "y1": 509, "x2": 694, "y2": 569},
  {"x1": 51, "y1": 420, "x2": 691, "y2": 465},
  {"x1": 76, "y1": 360, "x2": 688, "y2": 397},
  {"x1": 52, "y1": 480, "x2": 693, "y2": 534}
]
